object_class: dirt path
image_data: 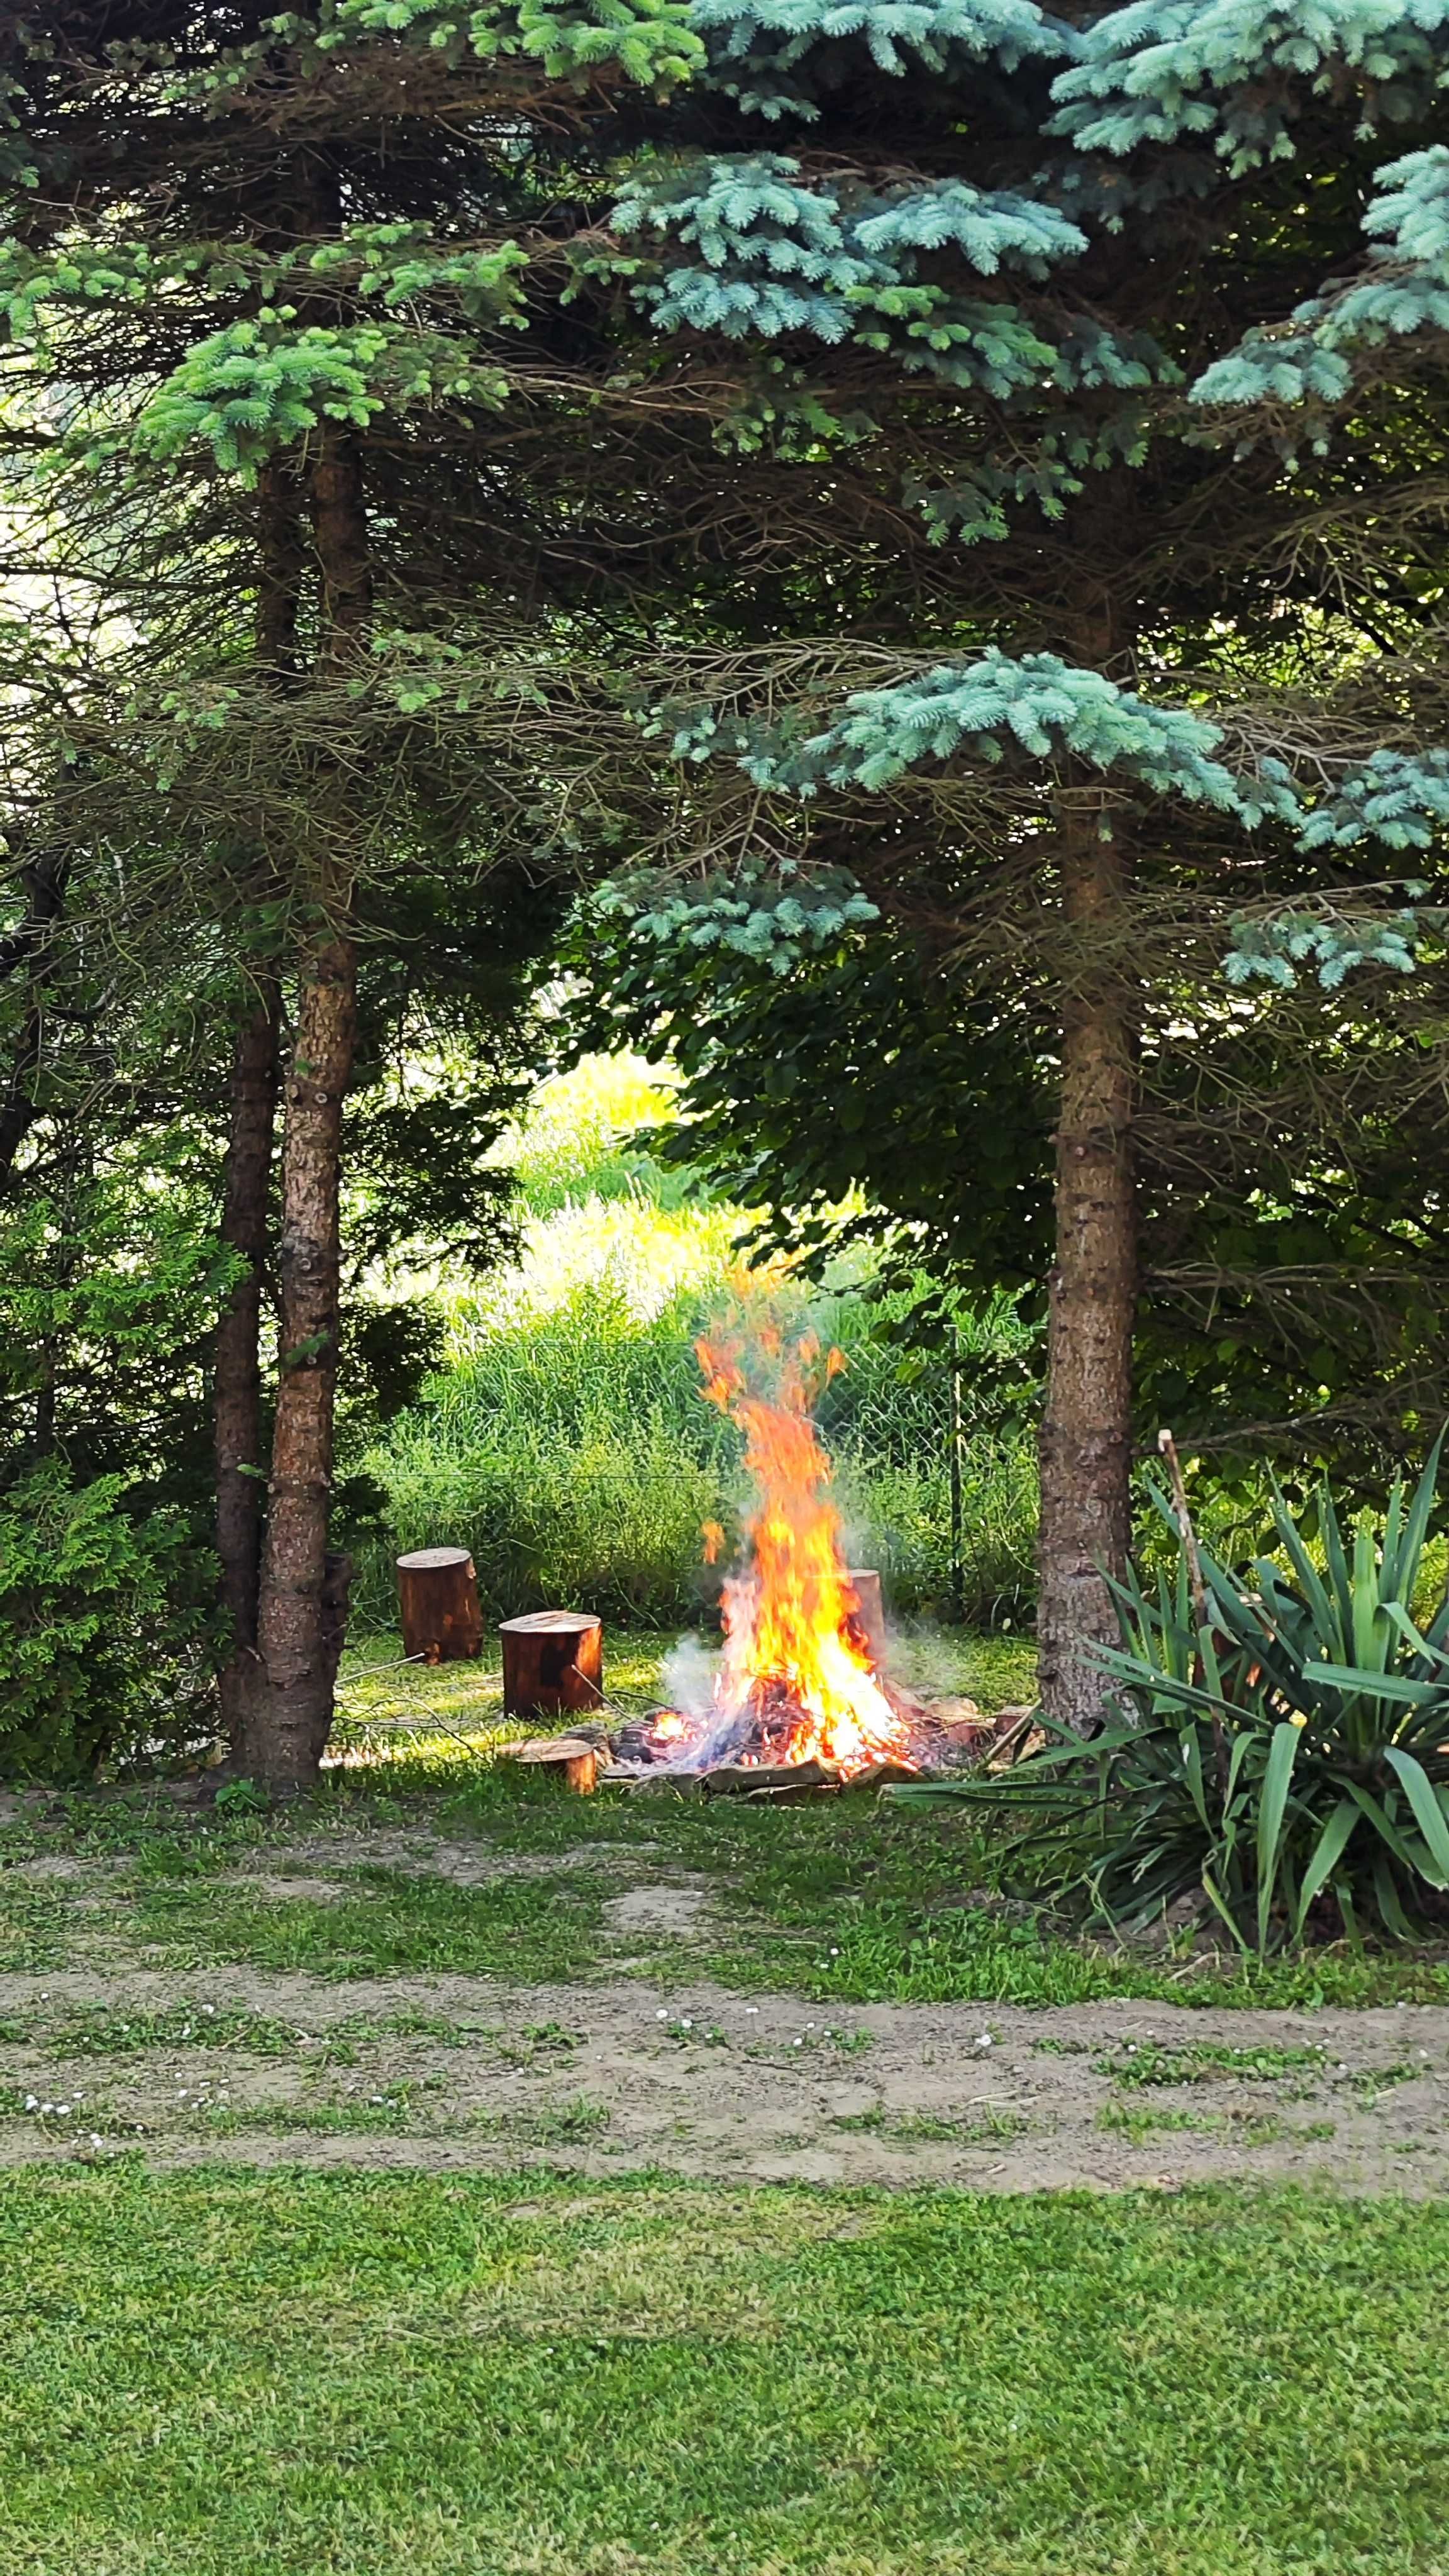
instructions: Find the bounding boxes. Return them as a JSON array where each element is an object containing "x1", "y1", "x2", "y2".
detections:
[{"x1": 2, "y1": 1958, "x2": 1446, "y2": 2194}]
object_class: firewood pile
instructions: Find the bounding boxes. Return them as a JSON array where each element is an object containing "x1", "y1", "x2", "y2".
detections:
[{"x1": 501, "y1": 1702, "x2": 1039, "y2": 1796}]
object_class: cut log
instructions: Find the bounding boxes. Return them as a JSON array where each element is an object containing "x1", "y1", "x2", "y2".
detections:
[
  {"x1": 845, "y1": 1567, "x2": 887, "y2": 1670},
  {"x1": 508, "y1": 1733, "x2": 602, "y2": 1794},
  {"x1": 500, "y1": 1609, "x2": 603, "y2": 1718},
  {"x1": 700, "y1": 1757, "x2": 841, "y2": 1800},
  {"x1": 396, "y1": 1546, "x2": 484, "y2": 1664}
]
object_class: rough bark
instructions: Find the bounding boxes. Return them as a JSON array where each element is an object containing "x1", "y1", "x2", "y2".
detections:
[
  {"x1": 1036, "y1": 811, "x2": 1136, "y2": 1732},
  {"x1": 242, "y1": 425, "x2": 369, "y2": 1785},
  {"x1": 215, "y1": 978, "x2": 282, "y2": 1752}
]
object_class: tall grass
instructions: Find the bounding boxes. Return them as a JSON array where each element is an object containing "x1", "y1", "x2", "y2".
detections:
[{"x1": 350, "y1": 1057, "x2": 1040, "y2": 1630}]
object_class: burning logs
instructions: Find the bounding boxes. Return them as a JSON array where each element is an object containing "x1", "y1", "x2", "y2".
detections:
[
  {"x1": 396, "y1": 1546, "x2": 484, "y2": 1664},
  {"x1": 500, "y1": 1610, "x2": 604, "y2": 1719}
]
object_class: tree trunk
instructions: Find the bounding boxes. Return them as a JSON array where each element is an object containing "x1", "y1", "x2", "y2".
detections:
[
  {"x1": 242, "y1": 425, "x2": 369, "y2": 1786},
  {"x1": 215, "y1": 455, "x2": 303, "y2": 1758},
  {"x1": 216, "y1": 979, "x2": 282, "y2": 1752},
  {"x1": 1036, "y1": 810, "x2": 1136, "y2": 1731}
]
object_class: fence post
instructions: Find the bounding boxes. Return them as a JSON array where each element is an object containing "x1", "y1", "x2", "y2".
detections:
[{"x1": 949, "y1": 1332, "x2": 965, "y2": 1625}]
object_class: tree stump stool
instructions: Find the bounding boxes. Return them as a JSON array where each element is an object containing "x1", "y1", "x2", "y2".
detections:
[
  {"x1": 396, "y1": 1546, "x2": 484, "y2": 1664},
  {"x1": 500, "y1": 1610, "x2": 604, "y2": 1718},
  {"x1": 846, "y1": 1567, "x2": 887, "y2": 1670}
]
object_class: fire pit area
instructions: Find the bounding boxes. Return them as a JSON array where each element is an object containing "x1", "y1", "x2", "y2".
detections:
[{"x1": 501, "y1": 1324, "x2": 1033, "y2": 1799}]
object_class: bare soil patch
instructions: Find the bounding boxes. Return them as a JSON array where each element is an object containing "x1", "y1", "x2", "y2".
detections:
[
  {"x1": 2, "y1": 1826, "x2": 1447, "y2": 2191},
  {"x1": 0, "y1": 1945, "x2": 1445, "y2": 2192}
]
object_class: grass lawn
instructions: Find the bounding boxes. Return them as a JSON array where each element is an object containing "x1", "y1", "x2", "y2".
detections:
[
  {"x1": 0, "y1": 2164, "x2": 1441, "y2": 2576},
  {"x1": 5, "y1": 1621, "x2": 1449, "y2": 2009}
]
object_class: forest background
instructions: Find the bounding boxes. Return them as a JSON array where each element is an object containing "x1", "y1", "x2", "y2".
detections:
[{"x1": 6, "y1": 0, "x2": 1449, "y2": 1786}]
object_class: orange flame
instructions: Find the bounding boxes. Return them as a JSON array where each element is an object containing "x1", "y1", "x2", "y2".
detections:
[{"x1": 681, "y1": 1331, "x2": 913, "y2": 1779}]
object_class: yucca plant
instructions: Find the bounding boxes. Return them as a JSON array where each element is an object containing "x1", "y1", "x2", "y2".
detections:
[{"x1": 896, "y1": 1440, "x2": 1449, "y2": 1952}]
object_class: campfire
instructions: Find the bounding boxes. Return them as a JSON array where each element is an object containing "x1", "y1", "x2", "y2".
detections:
[{"x1": 606, "y1": 1328, "x2": 982, "y2": 1793}]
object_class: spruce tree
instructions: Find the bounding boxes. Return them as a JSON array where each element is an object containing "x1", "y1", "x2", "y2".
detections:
[
  {"x1": 586, "y1": 0, "x2": 1449, "y2": 1724},
  {"x1": 0, "y1": 0, "x2": 704, "y2": 1780}
]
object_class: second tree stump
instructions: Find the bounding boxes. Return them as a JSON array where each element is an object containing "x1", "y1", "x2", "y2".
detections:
[
  {"x1": 500, "y1": 1610, "x2": 604, "y2": 1718},
  {"x1": 396, "y1": 1546, "x2": 484, "y2": 1664},
  {"x1": 846, "y1": 1567, "x2": 887, "y2": 1670}
]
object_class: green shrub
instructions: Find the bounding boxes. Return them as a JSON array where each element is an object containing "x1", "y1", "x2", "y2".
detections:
[
  {"x1": 357, "y1": 1406, "x2": 728, "y2": 1625},
  {"x1": 347, "y1": 1085, "x2": 1043, "y2": 1634},
  {"x1": 353, "y1": 1275, "x2": 1040, "y2": 1629},
  {"x1": 0, "y1": 1465, "x2": 218, "y2": 1780},
  {"x1": 897, "y1": 1445, "x2": 1449, "y2": 1951},
  {"x1": 834, "y1": 1442, "x2": 1036, "y2": 1625}
]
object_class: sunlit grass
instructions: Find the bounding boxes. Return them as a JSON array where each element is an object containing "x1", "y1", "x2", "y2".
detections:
[{"x1": 1, "y1": 2167, "x2": 1447, "y2": 2573}]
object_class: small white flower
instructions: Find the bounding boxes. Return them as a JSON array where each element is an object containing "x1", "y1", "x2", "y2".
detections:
[
  {"x1": 89, "y1": 2135, "x2": 103, "y2": 2150},
  {"x1": 23, "y1": 2096, "x2": 36, "y2": 2112},
  {"x1": 55, "y1": 2106, "x2": 69, "y2": 2118},
  {"x1": 792, "y1": 2038, "x2": 804, "y2": 2049},
  {"x1": 655, "y1": 2009, "x2": 669, "y2": 2021},
  {"x1": 680, "y1": 2018, "x2": 693, "y2": 2029},
  {"x1": 829, "y1": 1946, "x2": 841, "y2": 1957}
]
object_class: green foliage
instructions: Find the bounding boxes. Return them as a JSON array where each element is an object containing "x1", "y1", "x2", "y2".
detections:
[
  {"x1": 365, "y1": 1364, "x2": 728, "y2": 1623},
  {"x1": 0, "y1": 1169, "x2": 241, "y2": 1512},
  {"x1": 900, "y1": 1443, "x2": 1449, "y2": 1951},
  {"x1": 1223, "y1": 901, "x2": 1440, "y2": 989},
  {"x1": 597, "y1": 855, "x2": 880, "y2": 962},
  {"x1": 614, "y1": 154, "x2": 1089, "y2": 377},
  {"x1": 565, "y1": 880, "x2": 1053, "y2": 1309},
  {"x1": 1051, "y1": 0, "x2": 1449, "y2": 175},
  {"x1": 694, "y1": 0, "x2": 1075, "y2": 119},
  {"x1": 1194, "y1": 147, "x2": 1449, "y2": 433},
  {"x1": 0, "y1": 1467, "x2": 217, "y2": 1782},
  {"x1": 319, "y1": 0, "x2": 705, "y2": 83},
  {"x1": 133, "y1": 318, "x2": 508, "y2": 482},
  {"x1": 611, "y1": 147, "x2": 1166, "y2": 437},
  {"x1": 346, "y1": 1063, "x2": 1041, "y2": 1626},
  {"x1": 733, "y1": 653, "x2": 1297, "y2": 812}
]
